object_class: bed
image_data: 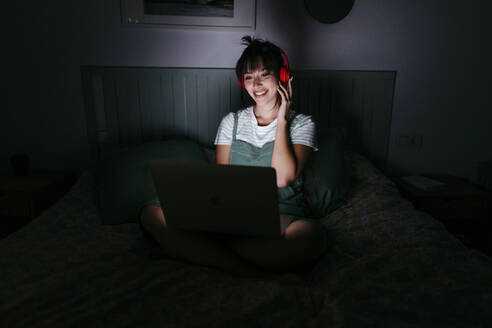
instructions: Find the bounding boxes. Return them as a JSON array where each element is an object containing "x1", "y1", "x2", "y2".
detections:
[{"x1": 1, "y1": 68, "x2": 491, "y2": 327}]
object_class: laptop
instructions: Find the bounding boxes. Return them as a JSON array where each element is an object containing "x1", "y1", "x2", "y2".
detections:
[{"x1": 149, "y1": 160, "x2": 292, "y2": 238}]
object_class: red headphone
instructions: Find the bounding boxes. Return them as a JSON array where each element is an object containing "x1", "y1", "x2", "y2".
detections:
[{"x1": 238, "y1": 50, "x2": 290, "y2": 89}]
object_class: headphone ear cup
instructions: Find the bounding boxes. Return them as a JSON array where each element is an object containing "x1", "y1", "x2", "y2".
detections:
[
  {"x1": 238, "y1": 77, "x2": 245, "y2": 89},
  {"x1": 279, "y1": 50, "x2": 290, "y2": 84},
  {"x1": 279, "y1": 67, "x2": 290, "y2": 84}
]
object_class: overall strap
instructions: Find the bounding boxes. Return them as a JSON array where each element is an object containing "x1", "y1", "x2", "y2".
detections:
[{"x1": 232, "y1": 111, "x2": 239, "y2": 142}]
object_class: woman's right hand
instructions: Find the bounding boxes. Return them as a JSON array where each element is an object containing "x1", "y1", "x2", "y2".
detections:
[{"x1": 277, "y1": 77, "x2": 293, "y2": 122}]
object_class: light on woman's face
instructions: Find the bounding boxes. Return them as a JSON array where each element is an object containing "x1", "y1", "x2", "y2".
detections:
[{"x1": 243, "y1": 68, "x2": 278, "y2": 104}]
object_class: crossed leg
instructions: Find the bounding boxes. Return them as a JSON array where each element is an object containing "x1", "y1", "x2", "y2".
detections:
[
  {"x1": 140, "y1": 205, "x2": 327, "y2": 275},
  {"x1": 225, "y1": 219, "x2": 328, "y2": 273}
]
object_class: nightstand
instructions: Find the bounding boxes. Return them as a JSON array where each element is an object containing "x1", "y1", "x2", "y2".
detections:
[
  {"x1": 392, "y1": 175, "x2": 492, "y2": 257},
  {"x1": 0, "y1": 170, "x2": 79, "y2": 238}
]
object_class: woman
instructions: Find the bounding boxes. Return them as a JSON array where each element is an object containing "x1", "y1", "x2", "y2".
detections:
[{"x1": 140, "y1": 36, "x2": 327, "y2": 276}]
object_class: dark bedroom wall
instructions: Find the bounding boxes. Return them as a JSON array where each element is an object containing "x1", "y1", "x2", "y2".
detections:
[{"x1": 3, "y1": 0, "x2": 492, "y2": 183}]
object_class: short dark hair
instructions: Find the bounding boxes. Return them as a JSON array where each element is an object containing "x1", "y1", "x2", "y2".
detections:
[{"x1": 235, "y1": 36, "x2": 285, "y2": 82}]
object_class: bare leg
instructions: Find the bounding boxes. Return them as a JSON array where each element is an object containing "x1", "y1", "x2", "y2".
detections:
[
  {"x1": 140, "y1": 205, "x2": 268, "y2": 277},
  {"x1": 225, "y1": 219, "x2": 328, "y2": 273}
]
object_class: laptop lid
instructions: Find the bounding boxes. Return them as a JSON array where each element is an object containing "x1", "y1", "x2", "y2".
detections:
[{"x1": 149, "y1": 160, "x2": 282, "y2": 237}]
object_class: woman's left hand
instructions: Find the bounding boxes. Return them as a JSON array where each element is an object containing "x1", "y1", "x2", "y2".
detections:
[{"x1": 277, "y1": 77, "x2": 293, "y2": 121}]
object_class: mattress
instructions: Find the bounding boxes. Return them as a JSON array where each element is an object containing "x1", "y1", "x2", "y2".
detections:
[{"x1": 1, "y1": 151, "x2": 491, "y2": 327}]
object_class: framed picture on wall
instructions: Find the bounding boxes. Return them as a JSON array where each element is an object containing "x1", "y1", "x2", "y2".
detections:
[{"x1": 121, "y1": 0, "x2": 256, "y2": 30}]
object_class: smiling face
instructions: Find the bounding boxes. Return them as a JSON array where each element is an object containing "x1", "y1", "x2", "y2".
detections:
[{"x1": 243, "y1": 65, "x2": 279, "y2": 107}]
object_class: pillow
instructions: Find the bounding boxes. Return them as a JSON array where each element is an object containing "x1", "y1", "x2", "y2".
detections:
[
  {"x1": 303, "y1": 127, "x2": 351, "y2": 218},
  {"x1": 93, "y1": 139, "x2": 208, "y2": 225},
  {"x1": 202, "y1": 146, "x2": 217, "y2": 163}
]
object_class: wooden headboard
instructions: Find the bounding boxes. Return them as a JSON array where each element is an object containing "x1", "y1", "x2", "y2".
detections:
[{"x1": 81, "y1": 67, "x2": 395, "y2": 172}]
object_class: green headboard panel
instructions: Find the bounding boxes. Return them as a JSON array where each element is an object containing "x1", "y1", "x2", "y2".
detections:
[{"x1": 81, "y1": 66, "x2": 395, "y2": 172}]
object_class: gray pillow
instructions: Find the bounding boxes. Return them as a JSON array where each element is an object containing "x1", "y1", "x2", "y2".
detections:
[{"x1": 303, "y1": 127, "x2": 351, "y2": 218}]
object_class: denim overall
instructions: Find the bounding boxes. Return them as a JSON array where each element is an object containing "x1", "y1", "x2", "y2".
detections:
[
  {"x1": 139, "y1": 111, "x2": 312, "y2": 245},
  {"x1": 230, "y1": 112, "x2": 311, "y2": 220}
]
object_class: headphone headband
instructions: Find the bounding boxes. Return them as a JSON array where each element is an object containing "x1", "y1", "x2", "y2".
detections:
[{"x1": 280, "y1": 50, "x2": 289, "y2": 70}]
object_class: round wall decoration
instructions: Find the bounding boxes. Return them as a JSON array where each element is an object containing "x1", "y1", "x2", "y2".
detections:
[{"x1": 304, "y1": 0, "x2": 355, "y2": 24}]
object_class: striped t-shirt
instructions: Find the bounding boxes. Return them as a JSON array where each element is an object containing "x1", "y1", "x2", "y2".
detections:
[{"x1": 214, "y1": 106, "x2": 318, "y2": 151}]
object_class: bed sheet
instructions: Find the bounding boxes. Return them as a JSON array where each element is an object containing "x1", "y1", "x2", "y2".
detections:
[{"x1": 1, "y1": 151, "x2": 491, "y2": 327}]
